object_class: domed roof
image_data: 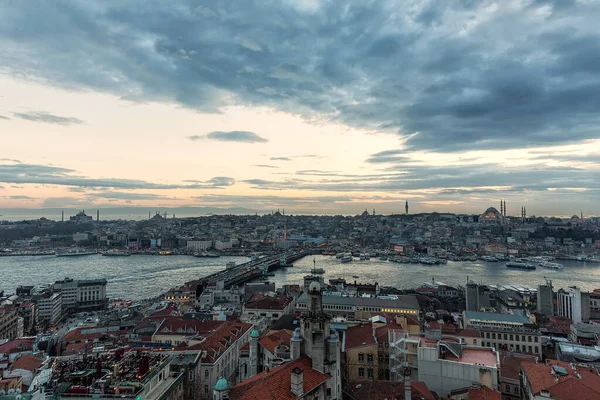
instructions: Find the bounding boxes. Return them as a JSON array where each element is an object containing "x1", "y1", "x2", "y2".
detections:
[
  {"x1": 327, "y1": 329, "x2": 339, "y2": 343},
  {"x1": 483, "y1": 207, "x2": 500, "y2": 214},
  {"x1": 214, "y1": 377, "x2": 229, "y2": 391},
  {"x1": 571, "y1": 215, "x2": 580, "y2": 219},
  {"x1": 308, "y1": 281, "x2": 321, "y2": 292},
  {"x1": 250, "y1": 329, "x2": 260, "y2": 338}
]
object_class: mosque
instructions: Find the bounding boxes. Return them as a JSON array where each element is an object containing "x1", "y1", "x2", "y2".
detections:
[{"x1": 479, "y1": 200, "x2": 507, "y2": 225}]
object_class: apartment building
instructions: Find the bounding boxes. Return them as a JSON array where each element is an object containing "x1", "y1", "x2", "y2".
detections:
[
  {"x1": 463, "y1": 311, "x2": 542, "y2": 356},
  {"x1": 0, "y1": 306, "x2": 19, "y2": 341}
]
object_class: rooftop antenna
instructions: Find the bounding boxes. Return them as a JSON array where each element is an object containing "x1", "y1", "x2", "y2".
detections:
[{"x1": 313, "y1": 257, "x2": 317, "y2": 275}]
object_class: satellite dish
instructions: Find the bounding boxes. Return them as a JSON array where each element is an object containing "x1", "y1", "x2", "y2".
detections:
[{"x1": 16, "y1": 395, "x2": 22, "y2": 400}]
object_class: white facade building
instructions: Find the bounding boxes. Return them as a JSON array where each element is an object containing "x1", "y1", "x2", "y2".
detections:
[
  {"x1": 558, "y1": 287, "x2": 585, "y2": 323},
  {"x1": 37, "y1": 293, "x2": 62, "y2": 324}
]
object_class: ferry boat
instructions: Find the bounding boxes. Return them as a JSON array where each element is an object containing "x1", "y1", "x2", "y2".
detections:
[
  {"x1": 481, "y1": 256, "x2": 498, "y2": 262},
  {"x1": 194, "y1": 251, "x2": 220, "y2": 258},
  {"x1": 539, "y1": 261, "x2": 563, "y2": 270},
  {"x1": 340, "y1": 255, "x2": 353, "y2": 263},
  {"x1": 506, "y1": 262, "x2": 536, "y2": 270},
  {"x1": 56, "y1": 249, "x2": 96, "y2": 257},
  {"x1": 102, "y1": 250, "x2": 131, "y2": 257},
  {"x1": 335, "y1": 253, "x2": 345, "y2": 259}
]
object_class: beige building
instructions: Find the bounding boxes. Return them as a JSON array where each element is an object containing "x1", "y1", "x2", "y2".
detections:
[{"x1": 0, "y1": 306, "x2": 19, "y2": 341}]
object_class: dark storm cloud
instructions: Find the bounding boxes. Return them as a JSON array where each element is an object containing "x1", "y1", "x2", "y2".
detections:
[
  {"x1": 188, "y1": 131, "x2": 268, "y2": 143},
  {"x1": 2, "y1": 1, "x2": 599, "y2": 153},
  {"x1": 13, "y1": 111, "x2": 84, "y2": 126},
  {"x1": 0, "y1": 162, "x2": 234, "y2": 190}
]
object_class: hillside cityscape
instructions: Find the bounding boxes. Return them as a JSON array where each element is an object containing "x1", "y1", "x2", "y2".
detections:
[{"x1": 0, "y1": 207, "x2": 599, "y2": 399}]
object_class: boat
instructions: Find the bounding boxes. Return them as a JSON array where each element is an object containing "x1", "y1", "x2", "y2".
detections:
[
  {"x1": 312, "y1": 267, "x2": 325, "y2": 274},
  {"x1": 539, "y1": 261, "x2": 563, "y2": 270},
  {"x1": 226, "y1": 261, "x2": 236, "y2": 269},
  {"x1": 379, "y1": 256, "x2": 388, "y2": 261},
  {"x1": 359, "y1": 253, "x2": 370, "y2": 260},
  {"x1": 158, "y1": 251, "x2": 173, "y2": 256},
  {"x1": 341, "y1": 255, "x2": 353, "y2": 263},
  {"x1": 506, "y1": 262, "x2": 536, "y2": 270},
  {"x1": 195, "y1": 251, "x2": 221, "y2": 258},
  {"x1": 102, "y1": 250, "x2": 131, "y2": 257},
  {"x1": 481, "y1": 256, "x2": 498, "y2": 262},
  {"x1": 335, "y1": 253, "x2": 345, "y2": 259},
  {"x1": 56, "y1": 249, "x2": 96, "y2": 257},
  {"x1": 352, "y1": 275, "x2": 359, "y2": 279}
]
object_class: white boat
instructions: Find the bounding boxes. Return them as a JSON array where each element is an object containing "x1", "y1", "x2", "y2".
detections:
[
  {"x1": 359, "y1": 253, "x2": 370, "y2": 260},
  {"x1": 539, "y1": 261, "x2": 563, "y2": 270},
  {"x1": 102, "y1": 250, "x2": 130, "y2": 257},
  {"x1": 56, "y1": 249, "x2": 96, "y2": 257},
  {"x1": 335, "y1": 253, "x2": 345, "y2": 259},
  {"x1": 341, "y1": 255, "x2": 353, "y2": 263},
  {"x1": 481, "y1": 256, "x2": 498, "y2": 262}
]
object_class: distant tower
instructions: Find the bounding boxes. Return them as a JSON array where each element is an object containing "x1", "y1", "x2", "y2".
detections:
[
  {"x1": 372, "y1": 208, "x2": 375, "y2": 216},
  {"x1": 405, "y1": 200, "x2": 409, "y2": 215},
  {"x1": 283, "y1": 208, "x2": 285, "y2": 216},
  {"x1": 148, "y1": 211, "x2": 151, "y2": 219},
  {"x1": 500, "y1": 200, "x2": 503, "y2": 216},
  {"x1": 249, "y1": 329, "x2": 260, "y2": 377},
  {"x1": 96, "y1": 209, "x2": 99, "y2": 222},
  {"x1": 61, "y1": 210, "x2": 64, "y2": 222},
  {"x1": 503, "y1": 200, "x2": 507, "y2": 217},
  {"x1": 284, "y1": 224, "x2": 287, "y2": 241}
]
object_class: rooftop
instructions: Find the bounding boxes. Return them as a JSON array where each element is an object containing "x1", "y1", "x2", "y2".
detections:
[
  {"x1": 346, "y1": 380, "x2": 435, "y2": 400},
  {"x1": 464, "y1": 310, "x2": 531, "y2": 325},
  {"x1": 229, "y1": 355, "x2": 329, "y2": 400},
  {"x1": 522, "y1": 360, "x2": 600, "y2": 399}
]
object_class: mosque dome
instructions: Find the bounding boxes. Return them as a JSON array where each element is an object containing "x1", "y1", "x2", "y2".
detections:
[
  {"x1": 308, "y1": 281, "x2": 321, "y2": 293},
  {"x1": 480, "y1": 206, "x2": 503, "y2": 223},
  {"x1": 250, "y1": 329, "x2": 260, "y2": 338},
  {"x1": 214, "y1": 377, "x2": 229, "y2": 391}
]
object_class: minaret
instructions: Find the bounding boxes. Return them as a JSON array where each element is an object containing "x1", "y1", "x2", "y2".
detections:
[
  {"x1": 249, "y1": 328, "x2": 260, "y2": 377},
  {"x1": 96, "y1": 209, "x2": 99, "y2": 222},
  {"x1": 61, "y1": 210, "x2": 64, "y2": 222},
  {"x1": 504, "y1": 200, "x2": 507, "y2": 217},
  {"x1": 372, "y1": 208, "x2": 375, "y2": 216},
  {"x1": 148, "y1": 210, "x2": 151, "y2": 219},
  {"x1": 405, "y1": 200, "x2": 409, "y2": 215}
]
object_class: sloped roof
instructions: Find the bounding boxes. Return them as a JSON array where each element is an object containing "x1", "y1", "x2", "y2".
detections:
[
  {"x1": 229, "y1": 356, "x2": 329, "y2": 400},
  {"x1": 258, "y1": 330, "x2": 293, "y2": 355},
  {"x1": 522, "y1": 360, "x2": 600, "y2": 399},
  {"x1": 11, "y1": 354, "x2": 44, "y2": 372},
  {"x1": 346, "y1": 380, "x2": 435, "y2": 400}
]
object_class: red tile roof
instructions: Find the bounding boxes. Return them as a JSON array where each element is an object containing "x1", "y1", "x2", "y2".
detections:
[
  {"x1": 457, "y1": 329, "x2": 481, "y2": 338},
  {"x1": 499, "y1": 351, "x2": 537, "y2": 380},
  {"x1": 229, "y1": 356, "x2": 329, "y2": 400},
  {"x1": 0, "y1": 338, "x2": 35, "y2": 354},
  {"x1": 346, "y1": 380, "x2": 435, "y2": 400},
  {"x1": 153, "y1": 316, "x2": 224, "y2": 336},
  {"x1": 148, "y1": 302, "x2": 179, "y2": 318},
  {"x1": 345, "y1": 324, "x2": 376, "y2": 350},
  {"x1": 10, "y1": 354, "x2": 44, "y2": 372},
  {"x1": 245, "y1": 293, "x2": 294, "y2": 311},
  {"x1": 258, "y1": 330, "x2": 293, "y2": 355},
  {"x1": 521, "y1": 360, "x2": 600, "y2": 399},
  {"x1": 181, "y1": 320, "x2": 253, "y2": 363},
  {"x1": 468, "y1": 386, "x2": 501, "y2": 400}
]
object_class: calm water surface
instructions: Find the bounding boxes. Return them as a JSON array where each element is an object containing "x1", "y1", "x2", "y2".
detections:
[{"x1": 0, "y1": 254, "x2": 598, "y2": 299}]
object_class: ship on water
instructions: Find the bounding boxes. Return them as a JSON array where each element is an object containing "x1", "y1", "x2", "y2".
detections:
[
  {"x1": 506, "y1": 262, "x2": 536, "y2": 270},
  {"x1": 56, "y1": 249, "x2": 97, "y2": 257},
  {"x1": 194, "y1": 251, "x2": 220, "y2": 258},
  {"x1": 102, "y1": 249, "x2": 131, "y2": 257}
]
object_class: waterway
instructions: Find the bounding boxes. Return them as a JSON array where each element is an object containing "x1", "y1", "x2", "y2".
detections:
[{"x1": 0, "y1": 254, "x2": 598, "y2": 300}]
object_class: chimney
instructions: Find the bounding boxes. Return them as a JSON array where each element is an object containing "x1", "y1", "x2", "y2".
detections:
[
  {"x1": 404, "y1": 366, "x2": 411, "y2": 400},
  {"x1": 291, "y1": 367, "x2": 304, "y2": 397}
]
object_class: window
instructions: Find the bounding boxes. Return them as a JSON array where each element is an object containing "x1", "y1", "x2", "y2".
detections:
[
  {"x1": 528, "y1": 336, "x2": 532, "y2": 342},
  {"x1": 514, "y1": 387, "x2": 519, "y2": 394},
  {"x1": 509, "y1": 334, "x2": 514, "y2": 341},
  {"x1": 367, "y1": 368, "x2": 374, "y2": 379},
  {"x1": 358, "y1": 353, "x2": 364, "y2": 362},
  {"x1": 516, "y1": 345, "x2": 520, "y2": 351},
  {"x1": 473, "y1": 339, "x2": 477, "y2": 345},
  {"x1": 204, "y1": 385, "x2": 208, "y2": 393},
  {"x1": 204, "y1": 369, "x2": 209, "y2": 378},
  {"x1": 528, "y1": 345, "x2": 532, "y2": 353},
  {"x1": 486, "y1": 332, "x2": 490, "y2": 339},
  {"x1": 358, "y1": 368, "x2": 365, "y2": 378},
  {"x1": 367, "y1": 354, "x2": 373, "y2": 362},
  {"x1": 492, "y1": 333, "x2": 496, "y2": 339},
  {"x1": 522, "y1": 335, "x2": 526, "y2": 342},
  {"x1": 504, "y1": 334, "x2": 508, "y2": 340},
  {"x1": 327, "y1": 388, "x2": 331, "y2": 396},
  {"x1": 534, "y1": 336, "x2": 538, "y2": 343},
  {"x1": 505, "y1": 384, "x2": 511, "y2": 392}
]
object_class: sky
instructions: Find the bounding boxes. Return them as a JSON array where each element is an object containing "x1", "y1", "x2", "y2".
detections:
[{"x1": 0, "y1": 0, "x2": 599, "y2": 217}]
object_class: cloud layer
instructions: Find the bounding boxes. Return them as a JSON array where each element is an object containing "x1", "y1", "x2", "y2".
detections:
[
  {"x1": 1, "y1": 1, "x2": 599, "y2": 152},
  {"x1": 13, "y1": 111, "x2": 84, "y2": 126},
  {"x1": 188, "y1": 131, "x2": 268, "y2": 143}
]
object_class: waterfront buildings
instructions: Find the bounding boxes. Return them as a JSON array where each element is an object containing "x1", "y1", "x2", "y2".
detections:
[
  {"x1": 295, "y1": 292, "x2": 419, "y2": 319},
  {"x1": 53, "y1": 278, "x2": 108, "y2": 313}
]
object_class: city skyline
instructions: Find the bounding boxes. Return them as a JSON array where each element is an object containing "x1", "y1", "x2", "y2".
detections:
[{"x1": 1, "y1": 1, "x2": 599, "y2": 216}]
